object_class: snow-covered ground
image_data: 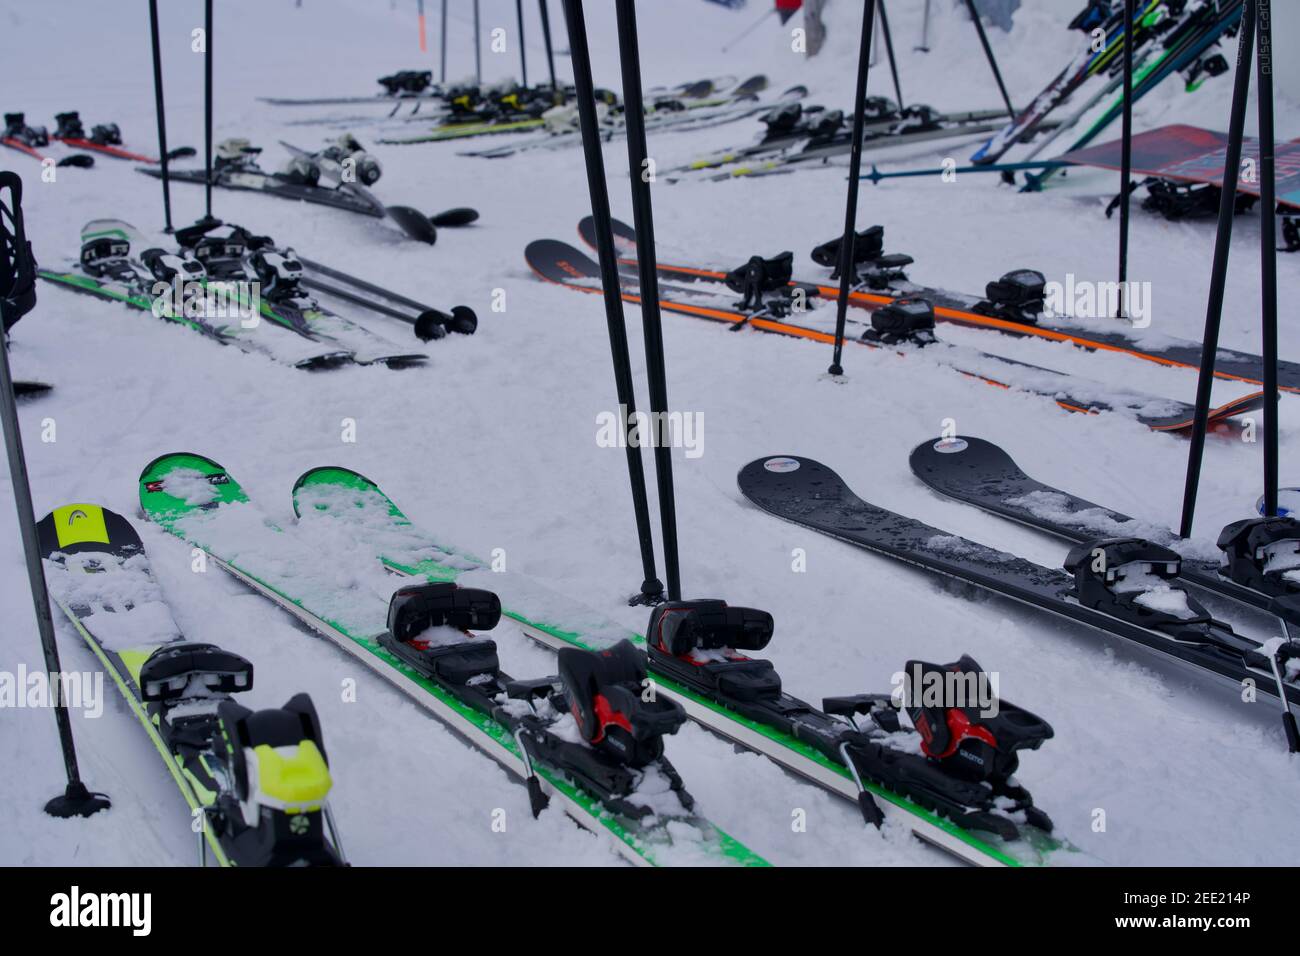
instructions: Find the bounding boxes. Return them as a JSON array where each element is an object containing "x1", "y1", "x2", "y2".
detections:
[{"x1": 2, "y1": 0, "x2": 1298, "y2": 866}]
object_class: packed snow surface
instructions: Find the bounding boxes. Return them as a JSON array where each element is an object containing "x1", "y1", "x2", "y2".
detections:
[{"x1": 2, "y1": 0, "x2": 1299, "y2": 866}]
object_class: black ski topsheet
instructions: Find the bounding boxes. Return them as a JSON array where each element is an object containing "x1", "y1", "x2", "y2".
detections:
[
  {"x1": 907, "y1": 435, "x2": 1285, "y2": 620},
  {"x1": 138, "y1": 166, "x2": 438, "y2": 243},
  {"x1": 736, "y1": 455, "x2": 1299, "y2": 707}
]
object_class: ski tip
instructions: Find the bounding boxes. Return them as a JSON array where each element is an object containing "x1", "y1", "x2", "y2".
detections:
[
  {"x1": 58, "y1": 153, "x2": 95, "y2": 169},
  {"x1": 385, "y1": 205, "x2": 437, "y2": 244},
  {"x1": 429, "y1": 206, "x2": 479, "y2": 227},
  {"x1": 290, "y1": 465, "x2": 382, "y2": 517}
]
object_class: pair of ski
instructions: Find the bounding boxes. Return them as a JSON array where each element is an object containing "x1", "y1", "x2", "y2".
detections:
[
  {"x1": 38, "y1": 219, "x2": 470, "y2": 370},
  {"x1": 135, "y1": 453, "x2": 766, "y2": 867},
  {"x1": 38, "y1": 503, "x2": 347, "y2": 866},
  {"x1": 739, "y1": 437, "x2": 1300, "y2": 750},
  {"x1": 378, "y1": 75, "x2": 771, "y2": 147},
  {"x1": 526, "y1": 218, "x2": 1267, "y2": 435},
  {"x1": 139, "y1": 142, "x2": 476, "y2": 245},
  {"x1": 669, "y1": 104, "x2": 1012, "y2": 182},
  {"x1": 137, "y1": 453, "x2": 1080, "y2": 866},
  {"x1": 458, "y1": 83, "x2": 807, "y2": 161}
]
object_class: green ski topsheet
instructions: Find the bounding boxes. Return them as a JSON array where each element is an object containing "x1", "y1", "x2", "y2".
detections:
[
  {"x1": 138, "y1": 452, "x2": 765, "y2": 867},
  {"x1": 290, "y1": 466, "x2": 1093, "y2": 868}
]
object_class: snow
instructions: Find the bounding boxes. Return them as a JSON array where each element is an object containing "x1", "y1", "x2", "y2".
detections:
[{"x1": 2, "y1": 0, "x2": 1300, "y2": 867}]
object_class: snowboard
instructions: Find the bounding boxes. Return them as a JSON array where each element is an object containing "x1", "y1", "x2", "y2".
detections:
[{"x1": 1060, "y1": 124, "x2": 1300, "y2": 210}]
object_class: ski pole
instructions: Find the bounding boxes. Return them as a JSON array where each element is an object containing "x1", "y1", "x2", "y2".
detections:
[
  {"x1": 0, "y1": 172, "x2": 110, "y2": 820},
  {"x1": 560, "y1": 0, "x2": 664, "y2": 606},
  {"x1": 916, "y1": 0, "x2": 931, "y2": 52},
  {"x1": 828, "y1": 1, "x2": 877, "y2": 377},
  {"x1": 418, "y1": 0, "x2": 427, "y2": 52},
  {"x1": 439, "y1": 0, "x2": 447, "y2": 84},
  {"x1": 1181, "y1": 0, "x2": 1256, "y2": 537},
  {"x1": 964, "y1": 0, "x2": 1015, "y2": 118},
  {"x1": 539, "y1": 0, "x2": 557, "y2": 90},
  {"x1": 516, "y1": 0, "x2": 528, "y2": 88},
  {"x1": 860, "y1": 159, "x2": 1070, "y2": 183},
  {"x1": 876, "y1": 0, "x2": 904, "y2": 110},
  {"x1": 147, "y1": 0, "x2": 174, "y2": 233},
  {"x1": 721, "y1": 7, "x2": 774, "y2": 54},
  {"x1": 203, "y1": 0, "x2": 213, "y2": 220},
  {"x1": 616, "y1": 0, "x2": 680, "y2": 603},
  {"x1": 1117, "y1": 0, "x2": 1136, "y2": 320},
  {"x1": 474, "y1": 0, "x2": 481, "y2": 86},
  {"x1": 1257, "y1": 0, "x2": 1278, "y2": 518}
]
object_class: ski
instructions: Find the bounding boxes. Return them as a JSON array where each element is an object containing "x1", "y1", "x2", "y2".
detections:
[
  {"x1": 737, "y1": 454, "x2": 1300, "y2": 721},
  {"x1": 1026, "y1": 0, "x2": 1246, "y2": 189},
  {"x1": 51, "y1": 111, "x2": 196, "y2": 164},
  {"x1": 288, "y1": 464, "x2": 1089, "y2": 867},
  {"x1": 532, "y1": 236, "x2": 1258, "y2": 434},
  {"x1": 170, "y1": 218, "x2": 430, "y2": 367},
  {"x1": 138, "y1": 138, "x2": 446, "y2": 244},
  {"x1": 38, "y1": 503, "x2": 346, "y2": 866},
  {"x1": 971, "y1": 0, "x2": 1167, "y2": 165},
  {"x1": 667, "y1": 104, "x2": 1011, "y2": 181},
  {"x1": 259, "y1": 69, "x2": 444, "y2": 106},
  {"x1": 139, "y1": 453, "x2": 765, "y2": 868},
  {"x1": 577, "y1": 215, "x2": 1300, "y2": 394},
  {"x1": 3, "y1": 112, "x2": 94, "y2": 167},
  {"x1": 908, "y1": 435, "x2": 1300, "y2": 626},
  {"x1": 37, "y1": 219, "x2": 356, "y2": 370}
]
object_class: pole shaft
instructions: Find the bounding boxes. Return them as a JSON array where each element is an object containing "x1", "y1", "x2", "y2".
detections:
[
  {"x1": 1180, "y1": 0, "x2": 1256, "y2": 537},
  {"x1": 0, "y1": 177, "x2": 83, "y2": 789},
  {"x1": 1257, "y1": 0, "x2": 1278, "y2": 516},
  {"x1": 516, "y1": 0, "x2": 528, "y2": 87},
  {"x1": 539, "y1": 0, "x2": 557, "y2": 90},
  {"x1": 876, "y1": 0, "x2": 903, "y2": 110},
  {"x1": 474, "y1": 0, "x2": 481, "y2": 85},
  {"x1": 615, "y1": 0, "x2": 679, "y2": 601},
  {"x1": 1117, "y1": 0, "x2": 1135, "y2": 317},
  {"x1": 203, "y1": 0, "x2": 213, "y2": 219},
  {"x1": 964, "y1": 0, "x2": 1015, "y2": 117},
  {"x1": 147, "y1": 0, "x2": 173, "y2": 232},
  {"x1": 440, "y1": 0, "x2": 447, "y2": 84},
  {"x1": 828, "y1": 1, "x2": 877, "y2": 375},
  {"x1": 559, "y1": 0, "x2": 662, "y2": 600}
]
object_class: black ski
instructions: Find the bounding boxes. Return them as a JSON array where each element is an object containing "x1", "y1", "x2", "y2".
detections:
[
  {"x1": 737, "y1": 454, "x2": 1300, "y2": 723},
  {"x1": 908, "y1": 435, "x2": 1300, "y2": 626}
]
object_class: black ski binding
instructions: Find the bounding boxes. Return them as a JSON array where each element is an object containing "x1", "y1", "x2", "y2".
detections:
[
  {"x1": 1065, "y1": 537, "x2": 1215, "y2": 630},
  {"x1": 862, "y1": 297, "x2": 937, "y2": 347},
  {"x1": 810, "y1": 224, "x2": 912, "y2": 286},
  {"x1": 972, "y1": 269, "x2": 1045, "y2": 325},
  {"x1": 1218, "y1": 517, "x2": 1300, "y2": 611},
  {"x1": 725, "y1": 251, "x2": 794, "y2": 313},
  {"x1": 377, "y1": 70, "x2": 433, "y2": 96}
]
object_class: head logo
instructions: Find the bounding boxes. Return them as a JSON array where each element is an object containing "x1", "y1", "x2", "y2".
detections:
[{"x1": 65, "y1": 509, "x2": 89, "y2": 526}]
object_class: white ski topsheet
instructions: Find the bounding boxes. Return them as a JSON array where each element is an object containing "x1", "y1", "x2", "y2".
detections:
[{"x1": 4, "y1": 0, "x2": 1300, "y2": 867}]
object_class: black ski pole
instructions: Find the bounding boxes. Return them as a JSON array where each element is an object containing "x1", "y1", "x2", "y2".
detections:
[
  {"x1": 147, "y1": 0, "x2": 174, "y2": 233},
  {"x1": 0, "y1": 172, "x2": 111, "y2": 819},
  {"x1": 560, "y1": 0, "x2": 664, "y2": 606},
  {"x1": 828, "y1": 1, "x2": 877, "y2": 377},
  {"x1": 916, "y1": 0, "x2": 932, "y2": 53},
  {"x1": 963, "y1": 0, "x2": 1015, "y2": 118},
  {"x1": 1256, "y1": 0, "x2": 1278, "y2": 517},
  {"x1": 516, "y1": 0, "x2": 529, "y2": 88},
  {"x1": 473, "y1": 0, "x2": 482, "y2": 86},
  {"x1": 1180, "y1": 0, "x2": 1256, "y2": 538},
  {"x1": 440, "y1": 0, "x2": 448, "y2": 85},
  {"x1": 539, "y1": 0, "x2": 557, "y2": 91},
  {"x1": 615, "y1": 0, "x2": 680, "y2": 603},
  {"x1": 203, "y1": 0, "x2": 213, "y2": 220},
  {"x1": 1117, "y1": 0, "x2": 1136, "y2": 319},
  {"x1": 876, "y1": 0, "x2": 904, "y2": 111}
]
